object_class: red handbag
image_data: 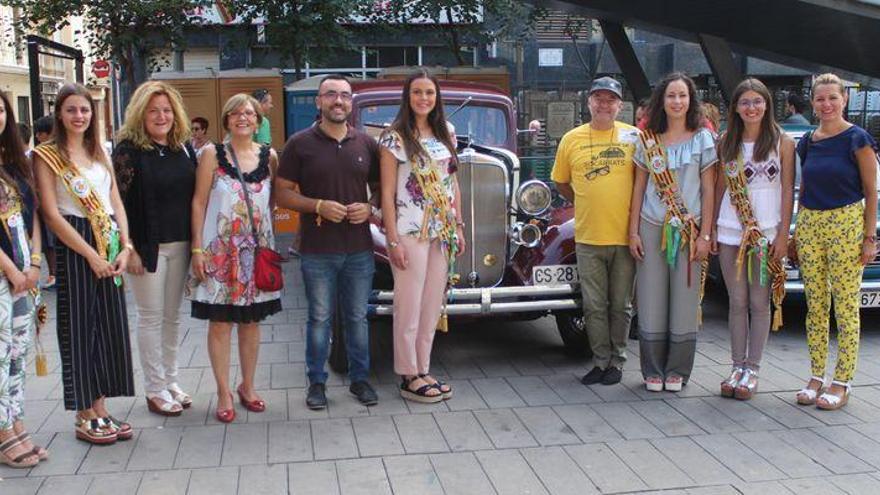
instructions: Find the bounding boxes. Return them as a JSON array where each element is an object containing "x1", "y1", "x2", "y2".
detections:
[{"x1": 227, "y1": 145, "x2": 284, "y2": 292}]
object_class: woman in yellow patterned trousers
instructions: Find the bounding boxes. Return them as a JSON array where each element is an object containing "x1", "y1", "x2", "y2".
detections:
[{"x1": 794, "y1": 73, "x2": 878, "y2": 410}]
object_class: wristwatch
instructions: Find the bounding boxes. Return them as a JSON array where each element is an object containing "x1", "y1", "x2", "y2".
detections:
[
  {"x1": 388, "y1": 240, "x2": 400, "y2": 249},
  {"x1": 702, "y1": 233, "x2": 711, "y2": 242}
]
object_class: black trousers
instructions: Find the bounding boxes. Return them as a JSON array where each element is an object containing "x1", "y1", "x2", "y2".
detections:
[{"x1": 56, "y1": 215, "x2": 134, "y2": 411}]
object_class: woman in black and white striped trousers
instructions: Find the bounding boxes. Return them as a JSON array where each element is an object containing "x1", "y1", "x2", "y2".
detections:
[{"x1": 33, "y1": 84, "x2": 135, "y2": 445}]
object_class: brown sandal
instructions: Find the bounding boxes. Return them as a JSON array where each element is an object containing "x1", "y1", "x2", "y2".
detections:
[
  {"x1": 75, "y1": 415, "x2": 117, "y2": 445},
  {"x1": 16, "y1": 432, "x2": 48, "y2": 460},
  {"x1": 0, "y1": 435, "x2": 39, "y2": 468}
]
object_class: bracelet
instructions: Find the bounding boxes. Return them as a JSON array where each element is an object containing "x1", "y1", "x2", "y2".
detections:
[
  {"x1": 865, "y1": 234, "x2": 877, "y2": 243},
  {"x1": 123, "y1": 242, "x2": 134, "y2": 251},
  {"x1": 30, "y1": 253, "x2": 41, "y2": 263},
  {"x1": 315, "y1": 199, "x2": 324, "y2": 227},
  {"x1": 29, "y1": 263, "x2": 40, "y2": 269},
  {"x1": 456, "y1": 220, "x2": 465, "y2": 228},
  {"x1": 191, "y1": 248, "x2": 204, "y2": 255}
]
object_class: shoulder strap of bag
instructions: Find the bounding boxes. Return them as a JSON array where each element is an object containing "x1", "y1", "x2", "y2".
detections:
[{"x1": 225, "y1": 144, "x2": 260, "y2": 241}]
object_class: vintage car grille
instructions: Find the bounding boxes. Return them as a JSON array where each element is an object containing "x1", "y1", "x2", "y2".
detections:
[{"x1": 455, "y1": 151, "x2": 509, "y2": 288}]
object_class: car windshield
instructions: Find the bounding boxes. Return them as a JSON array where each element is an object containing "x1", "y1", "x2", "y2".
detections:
[{"x1": 359, "y1": 103, "x2": 508, "y2": 147}]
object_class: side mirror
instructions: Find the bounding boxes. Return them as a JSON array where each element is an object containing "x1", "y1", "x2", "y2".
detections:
[{"x1": 517, "y1": 119, "x2": 541, "y2": 134}]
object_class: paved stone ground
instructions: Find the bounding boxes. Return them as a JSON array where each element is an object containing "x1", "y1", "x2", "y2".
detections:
[{"x1": 4, "y1": 256, "x2": 880, "y2": 495}]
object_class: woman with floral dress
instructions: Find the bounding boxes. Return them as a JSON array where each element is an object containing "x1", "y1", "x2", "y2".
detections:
[
  {"x1": 188, "y1": 93, "x2": 281, "y2": 422},
  {"x1": 379, "y1": 70, "x2": 465, "y2": 403}
]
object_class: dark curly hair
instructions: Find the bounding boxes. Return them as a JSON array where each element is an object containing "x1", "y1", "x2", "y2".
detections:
[{"x1": 645, "y1": 72, "x2": 703, "y2": 134}]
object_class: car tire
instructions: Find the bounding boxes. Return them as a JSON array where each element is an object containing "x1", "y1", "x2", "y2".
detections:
[
  {"x1": 329, "y1": 300, "x2": 349, "y2": 374},
  {"x1": 555, "y1": 312, "x2": 593, "y2": 358}
]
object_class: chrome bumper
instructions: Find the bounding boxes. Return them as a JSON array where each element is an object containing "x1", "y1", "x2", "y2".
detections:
[
  {"x1": 367, "y1": 284, "x2": 581, "y2": 316},
  {"x1": 785, "y1": 279, "x2": 880, "y2": 294}
]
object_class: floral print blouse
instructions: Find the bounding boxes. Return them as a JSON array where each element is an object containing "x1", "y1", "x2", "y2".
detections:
[{"x1": 379, "y1": 130, "x2": 458, "y2": 240}]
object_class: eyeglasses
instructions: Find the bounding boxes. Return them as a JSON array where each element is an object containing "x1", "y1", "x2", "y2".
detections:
[
  {"x1": 737, "y1": 98, "x2": 766, "y2": 109},
  {"x1": 585, "y1": 164, "x2": 610, "y2": 181},
  {"x1": 192, "y1": 126, "x2": 203, "y2": 132},
  {"x1": 319, "y1": 91, "x2": 353, "y2": 102},
  {"x1": 229, "y1": 110, "x2": 258, "y2": 119}
]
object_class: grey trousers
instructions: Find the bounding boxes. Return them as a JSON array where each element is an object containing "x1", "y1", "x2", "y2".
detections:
[
  {"x1": 576, "y1": 243, "x2": 636, "y2": 369},
  {"x1": 636, "y1": 220, "x2": 700, "y2": 381},
  {"x1": 717, "y1": 244, "x2": 771, "y2": 371}
]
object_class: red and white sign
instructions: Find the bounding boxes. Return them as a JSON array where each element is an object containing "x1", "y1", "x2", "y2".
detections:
[{"x1": 92, "y1": 60, "x2": 111, "y2": 79}]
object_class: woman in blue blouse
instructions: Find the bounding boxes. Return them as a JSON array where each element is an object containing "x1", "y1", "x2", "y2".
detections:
[{"x1": 794, "y1": 73, "x2": 878, "y2": 410}]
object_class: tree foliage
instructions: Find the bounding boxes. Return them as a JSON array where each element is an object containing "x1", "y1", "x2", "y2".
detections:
[
  {"x1": 372, "y1": 0, "x2": 543, "y2": 66},
  {"x1": 7, "y1": 0, "x2": 211, "y2": 86},
  {"x1": 226, "y1": 0, "x2": 366, "y2": 79}
]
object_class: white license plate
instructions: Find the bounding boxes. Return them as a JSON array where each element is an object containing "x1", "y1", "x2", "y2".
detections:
[
  {"x1": 532, "y1": 264, "x2": 579, "y2": 285},
  {"x1": 861, "y1": 290, "x2": 880, "y2": 308}
]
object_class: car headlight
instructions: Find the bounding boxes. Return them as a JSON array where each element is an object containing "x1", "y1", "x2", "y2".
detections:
[{"x1": 516, "y1": 180, "x2": 552, "y2": 216}]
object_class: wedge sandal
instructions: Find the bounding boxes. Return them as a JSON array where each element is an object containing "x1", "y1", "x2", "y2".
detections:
[
  {"x1": 419, "y1": 374, "x2": 453, "y2": 400},
  {"x1": 74, "y1": 415, "x2": 117, "y2": 445},
  {"x1": 796, "y1": 376, "x2": 826, "y2": 405},
  {"x1": 16, "y1": 432, "x2": 48, "y2": 460},
  {"x1": 400, "y1": 376, "x2": 443, "y2": 404},
  {"x1": 816, "y1": 381, "x2": 851, "y2": 411},
  {"x1": 0, "y1": 435, "x2": 39, "y2": 468}
]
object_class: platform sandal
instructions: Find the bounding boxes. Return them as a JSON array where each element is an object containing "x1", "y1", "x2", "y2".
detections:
[
  {"x1": 734, "y1": 368, "x2": 758, "y2": 400},
  {"x1": 168, "y1": 384, "x2": 193, "y2": 409},
  {"x1": 400, "y1": 376, "x2": 443, "y2": 404},
  {"x1": 102, "y1": 416, "x2": 134, "y2": 440},
  {"x1": 16, "y1": 432, "x2": 48, "y2": 460},
  {"x1": 0, "y1": 435, "x2": 39, "y2": 468},
  {"x1": 645, "y1": 376, "x2": 663, "y2": 392},
  {"x1": 74, "y1": 415, "x2": 117, "y2": 445},
  {"x1": 664, "y1": 375, "x2": 683, "y2": 392},
  {"x1": 419, "y1": 374, "x2": 453, "y2": 400},
  {"x1": 816, "y1": 381, "x2": 851, "y2": 411},
  {"x1": 720, "y1": 367, "x2": 743, "y2": 398},
  {"x1": 796, "y1": 376, "x2": 826, "y2": 405}
]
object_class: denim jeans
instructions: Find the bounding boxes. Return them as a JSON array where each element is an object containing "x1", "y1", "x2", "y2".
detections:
[{"x1": 301, "y1": 250, "x2": 374, "y2": 384}]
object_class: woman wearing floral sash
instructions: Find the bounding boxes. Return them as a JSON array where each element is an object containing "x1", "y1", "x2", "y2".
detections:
[
  {"x1": 712, "y1": 78, "x2": 795, "y2": 400},
  {"x1": 0, "y1": 93, "x2": 44, "y2": 467},
  {"x1": 629, "y1": 72, "x2": 717, "y2": 392},
  {"x1": 33, "y1": 84, "x2": 135, "y2": 445},
  {"x1": 379, "y1": 70, "x2": 464, "y2": 403}
]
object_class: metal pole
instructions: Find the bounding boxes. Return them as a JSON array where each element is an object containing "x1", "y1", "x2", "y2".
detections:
[{"x1": 27, "y1": 37, "x2": 43, "y2": 124}]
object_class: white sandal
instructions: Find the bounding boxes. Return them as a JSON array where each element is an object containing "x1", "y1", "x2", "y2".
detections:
[
  {"x1": 796, "y1": 376, "x2": 826, "y2": 405},
  {"x1": 816, "y1": 381, "x2": 851, "y2": 410},
  {"x1": 146, "y1": 390, "x2": 183, "y2": 416},
  {"x1": 167, "y1": 384, "x2": 193, "y2": 409}
]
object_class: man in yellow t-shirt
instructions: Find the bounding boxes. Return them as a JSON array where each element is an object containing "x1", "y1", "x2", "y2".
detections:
[{"x1": 551, "y1": 76, "x2": 639, "y2": 386}]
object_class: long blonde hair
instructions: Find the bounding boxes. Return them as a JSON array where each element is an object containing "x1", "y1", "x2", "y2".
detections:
[{"x1": 117, "y1": 81, "x2": 191, "y2": 151}]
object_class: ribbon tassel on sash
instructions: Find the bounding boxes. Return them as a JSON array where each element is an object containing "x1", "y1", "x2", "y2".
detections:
[
  {"x1": 723, "y1": 151, "x2": 786, "y2": 330},
  {"x1": 640, "y1": 130, "x2": 708, "y2": 324}
]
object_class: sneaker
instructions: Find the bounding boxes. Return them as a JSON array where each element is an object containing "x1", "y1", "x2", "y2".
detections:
[
  {"x1": 601, "y1": 367, "x2": 622, "y2": 385},
  {"x1": 349, "y1": 380, "x2": 378, "y2": 406},
  {"x1": 306, "y1": 383, "x2": 327, "y2": 410},
  {"x1": 580, "y1": 366, "x2": 605, "y2": 385}
]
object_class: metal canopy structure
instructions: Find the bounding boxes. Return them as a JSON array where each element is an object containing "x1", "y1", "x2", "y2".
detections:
[{"x1": 538, "y1": 0, "x2": 880, "y2": 101}]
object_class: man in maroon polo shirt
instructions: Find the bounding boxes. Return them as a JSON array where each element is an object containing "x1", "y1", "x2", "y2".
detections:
[{"x1": 275, "y1": 75, "x2": 380, "y2": 410}]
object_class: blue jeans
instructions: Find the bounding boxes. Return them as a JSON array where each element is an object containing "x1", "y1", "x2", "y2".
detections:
[{"x1": 300, "y1": 250, "x2": 374, "y2": 384}]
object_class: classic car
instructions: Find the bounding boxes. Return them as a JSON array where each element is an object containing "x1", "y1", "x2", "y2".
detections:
[{"x1": 326, "y1": 79, "x2": 590, "y2": 372}]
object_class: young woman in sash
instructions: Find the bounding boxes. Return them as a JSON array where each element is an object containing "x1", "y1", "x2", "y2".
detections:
[
  {"x1": 188, "y1": 94, "x2": 281, "y2": 422},
  {"x1": 629, "y1": 72, "x2": 717, "y2": 392},
  {"x1": 114, "y1": 81, "x2": 197, "y2": 416},
  {"x1": 33, "y1": 83, "x2": 135, "y2": 444},
  {"x1": 712, "y1": 78, "x2": 795, "y2": 400},
  {"x1": 794, "y1": 73, "x2": 877, "y2": 410},
  {"x1": 379, "y1": 70, "x2": 464, "y2": 403},
  {"x1": 0, "y1": 93, "x2": 44, "y2": 467}
]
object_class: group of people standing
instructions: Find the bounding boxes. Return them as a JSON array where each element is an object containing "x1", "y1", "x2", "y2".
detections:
[
  {"x1": 553, "y1": 72, "x2": 877, "y2": 411},
  {"x1": 0, "y1": 68, "x2": 462, "y2": 465},
  {"x1": 0, "y1": 66, "x2": 874, "y2": 466}
]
